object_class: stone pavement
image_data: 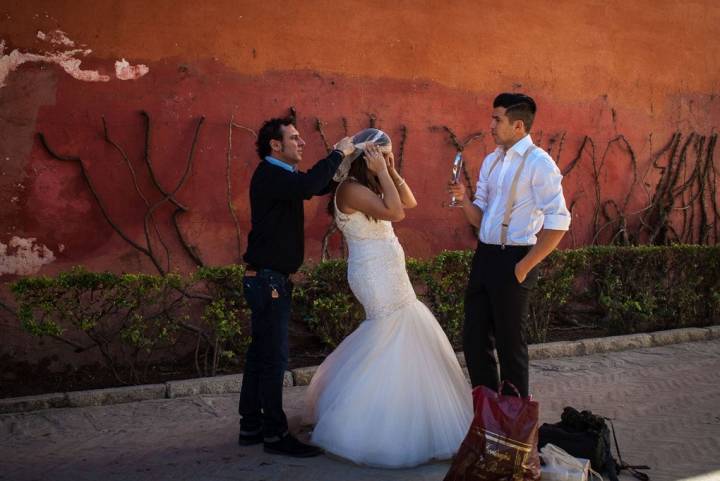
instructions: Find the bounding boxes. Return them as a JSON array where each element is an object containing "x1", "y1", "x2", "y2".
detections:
[{"x1": 1, "y1": 339, "x2": 719, "y2": 481}]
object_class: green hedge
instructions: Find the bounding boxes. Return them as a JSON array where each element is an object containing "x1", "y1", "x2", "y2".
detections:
[
  {"x1": 12, "y1": 268, "x2": 187, "y2": 383},
  {"x1": 294, "y1": 260, "x2": 365, "y2": 349},
  {"x1": 10, "y1": 246, "x2": 720, "y2": 382},
  {"x1": 584, "y1": 245, "x2": 720, "y2": 333},
  {"x1": 11, "y1": 265, "x2": 251, "y2": 382}
]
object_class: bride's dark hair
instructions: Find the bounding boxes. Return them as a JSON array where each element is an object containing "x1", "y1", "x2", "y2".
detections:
[
  {"x1": 326, "y1": 154, "x2": 381, "y2": 220},
  {"x1": 326, "y1": 129, "x2": 389, "y2": 220}
]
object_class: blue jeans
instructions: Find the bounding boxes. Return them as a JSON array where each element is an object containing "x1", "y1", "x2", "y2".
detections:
[{"x1": 238, "y1": 269, "x2": 293, "y2": 440}]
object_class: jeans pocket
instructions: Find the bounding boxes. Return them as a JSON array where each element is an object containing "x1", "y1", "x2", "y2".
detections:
[
  {"x1": 266, "y1": 274, "x2": 292, "y2": 300},
  {"x1": 243, "y1": 277, "x2": 268, "y2": 311}
]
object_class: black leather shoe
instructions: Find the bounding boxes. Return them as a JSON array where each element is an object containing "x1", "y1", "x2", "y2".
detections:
[
  {"x1": 238, "y1": 429, "x2": 263, "y2": 446},
  {"x1": 263, "y1": 433, "x2": 323, "y2": 457}
]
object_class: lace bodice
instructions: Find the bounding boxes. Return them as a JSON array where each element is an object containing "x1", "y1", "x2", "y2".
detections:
[
  {"x1": 333, "y1": 189, "x2": 416, "y2": 320},
  {"x1": 334, "y1": 203, "x2": 395, "y2": 241}
]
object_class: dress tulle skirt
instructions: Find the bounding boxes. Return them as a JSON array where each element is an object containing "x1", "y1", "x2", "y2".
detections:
[{"x1": 304, "y1": 299, "x2": 473, "y2": 468}]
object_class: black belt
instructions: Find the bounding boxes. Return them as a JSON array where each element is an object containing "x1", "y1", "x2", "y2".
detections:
[
  {"x1": 478, "y1": 241, "x2": 532, "y2": 251},
  {"x1": 244, "y1": 266, "x2": 289, "y2": 278}
]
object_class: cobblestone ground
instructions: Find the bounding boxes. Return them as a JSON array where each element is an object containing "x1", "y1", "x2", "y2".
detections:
[{"x1": 1, "y1": 339, "x2": 719, "y2": 481}]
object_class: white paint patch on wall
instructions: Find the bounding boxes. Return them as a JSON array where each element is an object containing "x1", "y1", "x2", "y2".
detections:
[
  {"x1": 115, "y1": 58, "x2": 149, "y2": 80},
  {"x1": 0, "y1": 236, "x2": 56, "y2": 276},
  {"x1": 36, "y1": 29, "x2": 75, "y2": 46},
  {"x1": 0, "y1": 30, "x2": 150, "y2": 88},
  {"x1": 0, "y1": 39, "x2": 109, "y2": 88}
]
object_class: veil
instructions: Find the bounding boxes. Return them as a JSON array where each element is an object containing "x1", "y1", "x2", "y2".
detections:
[{"x1": 333, "y1": 128, "x2": 392, "y2": 182}]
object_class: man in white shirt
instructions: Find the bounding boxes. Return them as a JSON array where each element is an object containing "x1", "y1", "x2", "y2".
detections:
[{"x1": 449, "y1": 93, "x2": 571, "y2": 397}]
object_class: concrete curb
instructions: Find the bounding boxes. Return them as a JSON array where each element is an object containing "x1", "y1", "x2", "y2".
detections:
[
  {"x1": 66, "y1": 384, "x2": 167, "y2": 408},
  {"x1": 2, "y1": 325, "x2": 718, "y2": 415}
]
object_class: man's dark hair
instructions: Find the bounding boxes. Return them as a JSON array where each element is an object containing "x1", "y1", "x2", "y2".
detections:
[
  {"x1": 256, "y1": 116, "x2": 295, "y2": 160},
  {"x1": 493, "y1": 93, "x2": 537, "y2": 132}
]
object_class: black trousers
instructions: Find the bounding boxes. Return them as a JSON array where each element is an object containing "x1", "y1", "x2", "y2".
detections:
[{"x1": 463, "y1": 241, "x2": 538, "y2": 397}]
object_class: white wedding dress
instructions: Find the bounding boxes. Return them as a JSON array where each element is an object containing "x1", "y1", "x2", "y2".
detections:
[{"x1": 304, "y1": 192, "x2": 473, "y2": 468}]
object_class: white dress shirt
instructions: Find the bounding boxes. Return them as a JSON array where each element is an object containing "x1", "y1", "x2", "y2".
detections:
[{"x1": 473, "y1": 135, "x2": 570, "y2": 246}]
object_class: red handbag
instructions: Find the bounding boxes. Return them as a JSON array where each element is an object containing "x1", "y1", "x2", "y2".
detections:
[{"x1": 444, "y1": 381, "x2": 541, "y2": 481}]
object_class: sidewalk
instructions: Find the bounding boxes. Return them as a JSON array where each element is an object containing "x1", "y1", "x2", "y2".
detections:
[{"x1": 2, "y1": 338, "x2": 720, "y2": 481}]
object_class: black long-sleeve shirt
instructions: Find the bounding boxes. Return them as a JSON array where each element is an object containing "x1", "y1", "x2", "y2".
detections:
[{"x1": 242, "y1": 150, "x2": 344, "y2": 274}]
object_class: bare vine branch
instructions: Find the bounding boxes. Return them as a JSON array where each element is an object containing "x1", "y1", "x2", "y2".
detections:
[
  {"x1": 226, "y1": 115, "x2": 245, "y2": 259},
  {"x1": 38, "y1": 132, "x2": 164, "y2": 273},
  {"x1": 315, "y1": 118, "x2": 332, "y2": 153},
  {"x1": 102, "y1": 116, "x2": 170, "y2": 272},
  {"x1": 396, "y1": 125, "x2": 408, "y2": 174},
  {"x1": 141, "y1": 112, "x2": 206, "y2": 267}
]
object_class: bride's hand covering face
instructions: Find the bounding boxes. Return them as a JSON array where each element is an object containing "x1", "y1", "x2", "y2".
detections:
[{"x1": 364, "y1": 144, "x2": 387, "y2": 175}]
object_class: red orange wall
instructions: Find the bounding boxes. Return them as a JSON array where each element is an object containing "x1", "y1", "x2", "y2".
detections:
[{"x1": 1, "y1": 0, "x2": 719, "y2": 279}]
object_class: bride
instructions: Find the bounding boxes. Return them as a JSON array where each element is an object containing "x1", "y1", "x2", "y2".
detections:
[{"x1": 304, "y1": 129, "x2": 472, "y2": 468}]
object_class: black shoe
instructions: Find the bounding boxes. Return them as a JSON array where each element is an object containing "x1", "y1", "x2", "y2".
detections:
[
  {"x1": 263, "y1": 433, "x2": 324, "y2": 457},
  {"x1": 238, "y1": 429, "x2": 263, "y2": 446}
]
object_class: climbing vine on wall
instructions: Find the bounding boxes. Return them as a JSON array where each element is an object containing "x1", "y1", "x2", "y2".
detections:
[
  {"x1": 37, "y1": 110, "x2": 719, "y2": 276},
  {"x1": 435, "y1": 125, "x2": 719, "y2": 247}
]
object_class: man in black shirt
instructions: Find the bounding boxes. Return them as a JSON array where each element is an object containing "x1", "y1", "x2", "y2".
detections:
[{"x1": 238, "y1": 116, "x2": 354, "y2": 457}]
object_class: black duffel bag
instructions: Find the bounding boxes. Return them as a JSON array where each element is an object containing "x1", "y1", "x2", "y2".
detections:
[{"x1": 538, "y1": 407, "x2": 649, "y2": 481}]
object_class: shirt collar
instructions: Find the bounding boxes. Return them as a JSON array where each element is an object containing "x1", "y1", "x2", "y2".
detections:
[
  {"x1": 265, "y1": 155, "x2": 297, "y2": 173},
  {"x1": 496, "y1": 134, "x2": 534, "y2": 160}
]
